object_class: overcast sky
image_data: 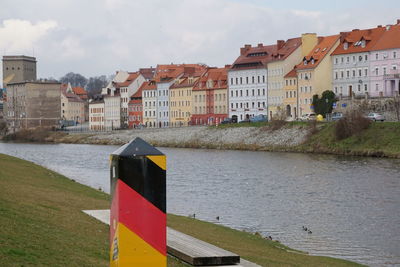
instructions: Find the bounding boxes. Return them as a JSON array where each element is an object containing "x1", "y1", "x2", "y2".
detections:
[{"x1": 1, "y1": 0, "x2": 399, "y2": 84}]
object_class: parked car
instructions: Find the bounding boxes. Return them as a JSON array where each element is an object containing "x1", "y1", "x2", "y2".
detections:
[
  {"x1": 331, "y1": 112, "x2": 344, "y2": 121},
  {"x1": 250, "y1": 114, "x2": 268, "y2": 123},
  {"x1": 299, "y1": 113, "x2": 316, "y2": 121},
  {"x1": 220, "y1": 118, "x2": 232, "y2": 124},
  {"x1": 366, "y1": 112, "x2": 385, "y2": 121}
]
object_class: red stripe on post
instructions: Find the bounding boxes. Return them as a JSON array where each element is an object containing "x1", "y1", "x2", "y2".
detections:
[{"x1": 118, "y1": 179, "x2": 166, "y2": 256}]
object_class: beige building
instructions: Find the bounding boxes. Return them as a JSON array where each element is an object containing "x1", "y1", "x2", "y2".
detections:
[
  {"x1": 296, "y1": 35, "x2": 340, "y2": 115},
  {"x1": 2, "y1": 55, "x2": 37, "y2": 87},
  {"x1": 6, "y1": 81, "x2": 61, "y2": 129},
  {"x1": 169, "y1": 76, "x2": 198, "y2": 127},
  {"x1": 89, "y1": 96, "x2": 105, "y2": 131},
  {"x1": 283, "y1": 68, "x2": 298, "y2": 118},
  {"x1": 142, "y1": 81, "x2": 157, "y2": 128},
  {"x1": 61, "y1": 83, "x2": 85, "y2": 124},
  {"x1": 267, "y1": 34, "x2": 318, "y2": 118}
]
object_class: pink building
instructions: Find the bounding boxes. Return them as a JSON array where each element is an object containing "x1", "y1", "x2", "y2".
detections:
[{"x1": 369, "y1": 21, "x2": 400, "y2": 97}]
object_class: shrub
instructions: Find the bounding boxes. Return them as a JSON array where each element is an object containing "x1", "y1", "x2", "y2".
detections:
[
  {"x1": 0, "y1": 120, "x2": 8, "y2": 136},
  {"x1": 334, "y1": 111, "x2": 371, "y2": 140},
  {"x1": 268, "y1": 108, "x2": 287, "y2": 131}
]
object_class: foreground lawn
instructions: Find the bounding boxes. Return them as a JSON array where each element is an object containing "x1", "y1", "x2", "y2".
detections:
[{"x1": 0, "y1": 154, "x2": 362, "y2": 266}]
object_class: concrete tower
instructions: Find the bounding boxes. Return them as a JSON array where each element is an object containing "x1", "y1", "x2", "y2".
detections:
[{"x1": 2, "y1": 55, "x2": 37, "y2": 87}]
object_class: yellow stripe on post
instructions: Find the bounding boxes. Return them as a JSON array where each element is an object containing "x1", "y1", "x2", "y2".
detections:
[
  {"x1": 110, "y1": 223, "x2": 166, "y2": 267},
  {"x1": 146, "y1": 155, "x2": 167, "y2": 170}
]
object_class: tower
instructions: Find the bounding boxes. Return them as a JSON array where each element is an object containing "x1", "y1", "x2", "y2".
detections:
[{"x1": 2, "y1": 55, "x2": 37, "y2": 87}]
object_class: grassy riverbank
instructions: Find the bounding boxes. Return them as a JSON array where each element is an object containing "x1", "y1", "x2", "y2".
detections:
[{"x1": 0, "y1": 154, "x2": 362, "y2": 266}]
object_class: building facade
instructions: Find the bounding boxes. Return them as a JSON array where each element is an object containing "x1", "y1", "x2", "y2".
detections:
[
  {"x1": 142, "y1": 81, "x2": 157, "y2": 128},
  {"x1": 61, "y1": 83, "x2": 85, "y2": 124},
  {"x1": 267, "y1": 35, "x2": 317, "y2": 118},
  {"x1": 191, "y1": 66, "x2": 229, "y2": 125},
  {"x1": 283, "y1": 68, "x2": 298, "y2": 118},
  {"x1": 6, "y1": 81, "x2": 61, "y2": 129},
  {"x1": 170, "y1": 76, "x2": 198, "y2": 127},
  {"x1": 369, "y1": 22, "x2": 400, "y2": 97},
  {"x1": 128, "y1": 81, "x2": 147, "y2": 128},
  {"x1": 331, "y1": 27, "x2": 386, "y2": 98},
  {"x1": 296, "y1": 35, "x2": 340, "y2": 115},
  {"x1": 89, "y1": 96, "x2": 105, "y2": 131},
  {"x1": 228, "y1": 44, "x2": 272, "y2": 122}
]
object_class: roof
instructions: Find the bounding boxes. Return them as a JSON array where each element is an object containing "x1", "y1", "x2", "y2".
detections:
[
  {"x1": 139, "y1": 68, "x2": 156, "y2": 80},
  {"x1": 72, "y1": 86, "x2": 88, "y2": 100},
  {"x1": 231, "y1": 43, "x2": 277, "y2": 70},
  {"x1": 61, "y1": 84, "x2": 84, "y2": 103},
  {"x1": 296, "y1": 34, "x2": 340, "y2": 70},
  {"x1": 131, "y1": 81, "x2": 152, "y2": 99},
  {"x1": 331, "y1": 27, "x2": 386, "y2": 55},
  {"x1": 193, "y1": 66, "x2": 228, "y2": 91},
  {"x1": 114, "y1": 72, "x2": 140, "y2": 87},
  {"x1": 371, "y1": 23, "x2": 400, "y2": 51},
  {"x1": 140, "y1": 80, "x2": 157, "y2": 91},
  {"x1": 284, "y1": 68, "x2": 297, "y2": 78},
  {"x1": 154, "y1": 64, "x2": 207, "y2": 83},
  {"x1": 270, "y1": 38, "x2": 302, "y2": 62}
]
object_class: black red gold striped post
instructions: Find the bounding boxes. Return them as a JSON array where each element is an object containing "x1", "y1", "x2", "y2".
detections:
[{"x1": 109, "y1": 137, "x2": 166, "y2": 266}]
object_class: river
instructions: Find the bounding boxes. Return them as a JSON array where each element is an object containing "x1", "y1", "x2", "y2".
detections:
[{"x1": 0, "y1": 142, "x2": 399, "y2": 266}]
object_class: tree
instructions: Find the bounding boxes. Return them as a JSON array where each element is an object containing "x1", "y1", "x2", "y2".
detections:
[
  {"x1": 59, "y1": 72, "x2": 88, "y2": 88},
  {"x1": 86, "y1": 75, "x2": 109, "y2": 98},
  {"x1": 312, "y1": 90, "x2": 336, "y2": 117}
]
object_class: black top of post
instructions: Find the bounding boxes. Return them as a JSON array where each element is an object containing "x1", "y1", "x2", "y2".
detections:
[{"x1": 111, "y1": 137, "x2": 164, "y2": 157}]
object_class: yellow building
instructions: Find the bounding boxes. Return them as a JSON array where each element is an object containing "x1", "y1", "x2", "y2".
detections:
[
  {"x1": 295, "y1": 35, "x2": 340, "y2": 116},
  {"x1": 283, "y1": 68, "x2": 298, "y2": 119},
  {"x1": 267, "y1": 34, "x2": 318, "y2": 118},
  {"x1": 169, "y1": 76, "x2": 199, "y2": 127}
]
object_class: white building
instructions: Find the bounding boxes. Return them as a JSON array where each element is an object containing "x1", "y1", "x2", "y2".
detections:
[
  {"x1": 228, "y1": 44, "x2": 272, "y2": 121},
  {"x1": 142, "y1": 81, "x2": 157, "y2": 128}
]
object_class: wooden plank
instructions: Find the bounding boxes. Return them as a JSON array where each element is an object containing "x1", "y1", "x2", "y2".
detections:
[{"x1": 167, "y1": 227, "x2": 240, "y2": 266}]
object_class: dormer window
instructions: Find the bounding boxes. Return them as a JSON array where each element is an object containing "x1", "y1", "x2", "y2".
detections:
[
  {"x1": 311, "y1": 59, "x2": 315, "y2": 64},
  {"x1": 303, "y1": 60, "x2": 308, "y2": 65},
  {"x1": 344, "y1": 42, "x2": 348, "y2": 50},
  {"x1": 361, "y1": 40, "x2": 366, "y2": 48}
]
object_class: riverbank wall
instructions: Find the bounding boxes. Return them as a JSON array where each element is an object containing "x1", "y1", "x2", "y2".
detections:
[{"x1": 2, "y1": 121, "x2": 400, "y2": 158}]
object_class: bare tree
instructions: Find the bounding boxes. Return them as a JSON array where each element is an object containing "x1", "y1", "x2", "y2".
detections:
[{"x1": 60, "y1": 72, "x2": 88, "y2": 88}]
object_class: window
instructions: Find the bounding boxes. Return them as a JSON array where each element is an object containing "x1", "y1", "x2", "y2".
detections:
[
  {"x1": 347, "y1": 57, "x2": 350, "y2": 63},
  {"x1": 365, "y1": 55, "x2": 368, "y2": 61},
  {"x1": 262, "y1": 76, "x2": 265, "y2": 83},
  {"x1": 341, "y1": 71, "x2": 344, "y2": 78},
  {"x1": 335, "y1": 72, "x2": 338, "y2": 80},
  {"x1": 394, "y1": 51, "x2": 397, "y2": 59},
  {"x1": 375, "y1": 53, "x2": 379, "y2": 60},
  {"x1": 358, "y1": 84, "x2": 361, "y2": 92},
  {"x1": 252, "y1": 76, "x2": 255, "y2": 83},
  {"x1": 335, "y1": 58, "x2": 338, "y2": 64},
  {"x1": 230, "y1": 78, "x2": 233, "y2": 85},
  {"x1": 383, "y1": 67, "x2": 387, "y2": 75},
  {"x1": 335, "y1": 87, "x2": 338, "y2": 94},
  {"x1": 375, "y1": 67, "x2": 379, "y2": 75},
  {"x1": 376, "y1": 84, "x2": 379, "y2": 91},
  {"x1": 246, "y1": 77, "x2": 249, "y2": 84},
  {"x1": 240, "y1": 77, "x2": 242, "y2": 84},
  {"x1": 359, "y1": 56, "x2": 363, "y2": 62},
  {"x1": 359, "y1": 69, "x2": 362, "y2": 77},
  {"x1": 344, "y1": 42, "x2": 348, "y2": 50},
  {"x1": 258, "y1": 76, "x2": 260, "y2": 83},
  {"x1": 364, "y1": 69, "x2": 368, "y2": 76},
  {"x1": 347, "y1": 70, "x2": 350, "y2": 78},
  {"x1": 353, "y1": 70, "x2": 356, "y2": 77},
  {"x1": 364, "y1": 84, "x2": 368, "y2": 91}
]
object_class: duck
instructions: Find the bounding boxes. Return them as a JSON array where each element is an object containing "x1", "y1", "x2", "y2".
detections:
[
  {"x1": 216, "y1": 216, "x2": 220, "y2": 221},
  {"x1": 308, "y1": 230, "x2": 312, "y2": 234}
]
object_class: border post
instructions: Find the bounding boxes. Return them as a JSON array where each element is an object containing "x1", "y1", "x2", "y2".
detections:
[{"x1": 109, "y1": 137, "x2": 166, "y2": 266}]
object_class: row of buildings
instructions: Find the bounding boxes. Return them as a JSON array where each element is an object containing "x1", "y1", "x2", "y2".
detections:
[{"x1": 89, "y1": 20, "x2": 400, "y2": 130}]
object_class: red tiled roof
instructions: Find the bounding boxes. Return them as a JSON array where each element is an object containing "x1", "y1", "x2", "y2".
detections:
[
  {"x1": 372, "y1": 24, "x2": 400, "y2": 51},
  {"x1": 271, "y1": 38, "x2": 302, "y2": 62},
  {"x1": 61, "y1": 84, "x2": 84, "y2": 103},
  {"x1": 296, "y1": 35, "x2": 340, "y2": 70},
  {"x1": 114, "y1": 72, "x2": 140, "y2": 87},
  {"x1": 193, "y1": 66, "x2": 228, "y2": 91},
  {"x1": 284, "y1": 68, "x2": 297, "y2": 78},
  {"x1": 154, "y1": 64, "x2": 207, "y2": 83},
  {"x1": 231, "y1": 44, "x2": 277, "y2": 69},
  {"x1": 331, "y1": 27, "x2": 386, "y2": 55}
]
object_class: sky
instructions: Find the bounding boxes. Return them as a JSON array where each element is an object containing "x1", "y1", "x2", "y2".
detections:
[{"x1": 1, "y1": 0, "x2": 399, "y2": 84}]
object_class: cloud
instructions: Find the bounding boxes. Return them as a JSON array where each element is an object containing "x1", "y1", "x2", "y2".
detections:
[{"x1": 0, "y1": 19, "x2": 57, "y2": 54}]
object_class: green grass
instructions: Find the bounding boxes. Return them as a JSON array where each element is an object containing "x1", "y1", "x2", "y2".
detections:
[
  {"x1": 300, "y1": 121, "x2": 400, "y2": 157},
  {"x1": 0, "y1": 154, "x2": 364, "y2": 266}
]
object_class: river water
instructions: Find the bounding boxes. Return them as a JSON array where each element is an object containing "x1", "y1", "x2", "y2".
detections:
[{"x1": 0, "y1": 142, "x2": 399, "y2": 266}]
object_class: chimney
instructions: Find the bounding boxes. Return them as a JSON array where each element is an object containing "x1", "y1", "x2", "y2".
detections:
[
  {"x1": 339, "y1": 32, "x2": 348, "y2": 43},
  {"x1": 397, "y1": 19, "x2": 400, "y2": 25},
  {"x1": 386, "y1": 25, "x2": 392, "y2": 31},
  {"x1": 377, "y1": 25, "x2": 382, "y2": 28},
  {"x1": 277, "y1": 40, "x2": 285, "y2": 50},
  {"x1": 257, "y1": 43, "x2": 263, "y2": 48},
  {"x1": 240, "y1": 44, "x2": 251, "y2": 55},
  {"x1": 352, "y1": 29, "x2": 360, "y2": 31}
]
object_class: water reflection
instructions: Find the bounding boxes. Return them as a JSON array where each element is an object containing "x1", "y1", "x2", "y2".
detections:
[{"x1": 0, "y1": 143, "x2": 399, "y2": 266}]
